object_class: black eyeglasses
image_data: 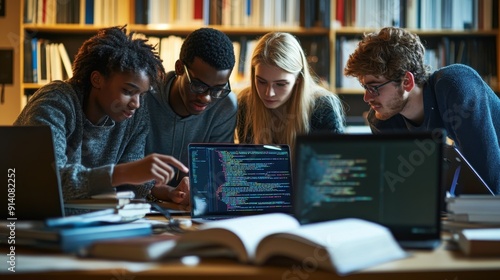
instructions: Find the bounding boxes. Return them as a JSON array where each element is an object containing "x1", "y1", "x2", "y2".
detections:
[
  {"x1": 183, "y1": 65, "x2": 231, "y2": 99},
  {"x1": 360, "y1": 80, "x2": 394, "y2": 97}
]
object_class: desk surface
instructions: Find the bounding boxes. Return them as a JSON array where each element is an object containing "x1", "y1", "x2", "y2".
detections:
[
  {"x1": 2, "y1": 241, "x2": 500, "y2": 280},
  {"x1": 2, "y1": 213, "x2": 500, "y2": 279}
]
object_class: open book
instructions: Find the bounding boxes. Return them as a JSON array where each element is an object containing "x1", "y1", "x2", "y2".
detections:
[{"x1": 86, "y1": 213, "x2": 407, "y2": 275}]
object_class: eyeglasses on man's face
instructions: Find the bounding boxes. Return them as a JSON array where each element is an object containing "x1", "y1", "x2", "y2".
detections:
[
  {"x1": 360, "y1": 80, "x2": 394, "y2": 97},
  {"x1": 183, "y1": 64, "x2": 231, "y2": 99}
]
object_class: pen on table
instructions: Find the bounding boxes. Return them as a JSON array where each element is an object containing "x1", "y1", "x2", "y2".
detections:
[{"x1": 149, "y1": 202, "x2": 191, "y2": 233}]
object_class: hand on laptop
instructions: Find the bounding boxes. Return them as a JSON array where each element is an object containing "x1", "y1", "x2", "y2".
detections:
[
  {"x1": 112, "y1": 153, "x2": 189, "y2": 187},
  {"x1": 151, "y1": 177, "x2": 190, "y2": 205},
  {"x1": 169, "y1": 176, "x2": 190, "y2": 205}
]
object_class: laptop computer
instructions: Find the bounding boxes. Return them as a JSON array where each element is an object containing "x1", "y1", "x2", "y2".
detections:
[
  {"x1": 442, "y1": 145, "x2": 495, "y2": 196},
  {"x1": 188, "y1": 143, "x2": 293, "y2": 222},
  {"x1": 293, "y1": 131, "x2": 445, "y2": 249},
  {"x1": 0, "y1": 125, "x2": 65, "y2": 220}
]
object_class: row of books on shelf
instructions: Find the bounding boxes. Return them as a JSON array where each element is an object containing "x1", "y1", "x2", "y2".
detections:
[
  {"x1": 24, "y1": 0, "x2": 331, "y2": 28},
  {"x1": 137, "y1": 0, "x2": 314, "y2": 27},
  {"x1": 24, "y1": 0, "x2": 130, "y2": 26},
  {"x1": 444, "y1": 195, "x2": 500, "y2": 257},
  {"x1": 23, "y1": 38, "x2": 73, "y2": 84},
  {"x1": 336, "y1": 0, "x2": 498, "y2": 31},
  {"x1": 335, "y1": 36, "x2": 498, "y2": 89},
  {"x1": 133, "y1": 0, "x2": 331, "y2": 28},
  {"x1": 24, "y1": 34, "x2": 331, "y2": 88},
  {"x1": 426, "y1": 37, "x2": 498, "y2": 88},
  {"x1": 128, "y1": 33, "x2": 255, "y2": 89},
  {"x1": 22, "y1": 0, "x2": 500, "y2": 31}
]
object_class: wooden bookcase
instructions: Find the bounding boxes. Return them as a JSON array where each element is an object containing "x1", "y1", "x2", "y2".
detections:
[{"x1": 16, "y1": 0, "x2": 500, "y2": 124}]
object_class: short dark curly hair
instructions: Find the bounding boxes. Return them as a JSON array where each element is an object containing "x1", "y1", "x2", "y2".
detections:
[
  {"x1": 180, "y1": 28, "x2": 235, "y2": 70},
  {"x1": 70, "y1": 25, "x2": 165, "y2": 94}
]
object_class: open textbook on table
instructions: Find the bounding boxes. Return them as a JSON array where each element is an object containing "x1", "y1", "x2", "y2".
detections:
[{"x1": 86, "y1": 213, "x2": 408, "y2": 275}]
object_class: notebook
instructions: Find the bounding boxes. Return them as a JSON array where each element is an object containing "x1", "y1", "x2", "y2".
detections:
[
  {"x1": 188, "y1": 143, "x2": 293, "y2": 222},
  {"x1": 0, "y1": 126, "x2": 65, "y2": 220},
  {"x1": 442, "y1": 145, "x2": 495, "y2": 196},
  {"x1": 293, "y1": 131, "x2": 445, "y2": 249}
]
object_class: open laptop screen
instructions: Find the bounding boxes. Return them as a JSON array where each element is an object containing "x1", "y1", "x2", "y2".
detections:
[
  {"x1": 188, "y1": 144, "x2": 293, "y2": 219},
  {"x1": 294, "y1": 132, "x2": 445, "y2": 248}
]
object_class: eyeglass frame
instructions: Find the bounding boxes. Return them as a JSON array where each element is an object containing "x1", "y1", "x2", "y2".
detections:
[
  {"x1": 360, "y1": 79, "x2": 395, "y2": 97},
  {"x1": 183, "y1": 64, "x2": 232, "y2": 99}
]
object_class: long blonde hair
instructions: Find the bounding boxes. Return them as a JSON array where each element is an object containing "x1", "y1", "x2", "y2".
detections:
[{"x1": 238, "y1": 32, "x2": 341, "y2": 151}]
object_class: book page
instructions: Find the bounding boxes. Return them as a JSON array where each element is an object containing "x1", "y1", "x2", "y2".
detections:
[
  {"x1": 255, "y1": 218, "x2": 408, "y2": 275},
  {"x1": 180, "y1": 213, "x2": 300, "y2": 262}
]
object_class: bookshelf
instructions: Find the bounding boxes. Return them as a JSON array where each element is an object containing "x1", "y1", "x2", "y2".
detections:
[{"x1": 16, "y1": 0, "x2": 500, "y2": 124}]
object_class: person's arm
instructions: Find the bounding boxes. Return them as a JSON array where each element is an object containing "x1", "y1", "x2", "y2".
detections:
[
  {"x1": 147, "y1": 95, "x2": 238, "y2": 205},
  {"x1": 111, "y1": 98, "x2": 189, "y2": 198},
  {"x1": 434, "y1": 65, "x2": 500, "y2": 194},
  {"x1": 150, "y1": 176, "x2": 190, "y2": 205},
  {"x1": 13, "y1": 82, "x2": 112, "y2": 200}
]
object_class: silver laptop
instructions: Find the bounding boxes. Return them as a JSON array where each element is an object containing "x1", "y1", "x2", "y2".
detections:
[
  {"x1": 293, "y1": 131, "x2": 445, "y2": 249},
  {"x1": 188, "y1": 143, "x2": 293, "y2": 223},
  {"x1": 0, "y1": 126, "x2": 65, "y2": 220}
]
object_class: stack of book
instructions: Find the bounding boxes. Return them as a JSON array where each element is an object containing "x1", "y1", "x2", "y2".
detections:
[
  {"x1": 0, "y1": 212, "x2": 153, "y2": 253},
  {"x1": 65, "y1": 191, "x2": 151, "y2": 221},
  {"x1": 444, "y1": 195, "x2": 500, "y2": 256},
  {"x1": 446, "y1": 195, "x2": 500, "y2": 224},
  {"x1": 65, "y1": 191, "x2": 136, "y2": 210}
]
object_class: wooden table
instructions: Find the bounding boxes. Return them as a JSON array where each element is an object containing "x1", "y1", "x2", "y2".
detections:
[{"x1": 2, "y1": 241, "x2": 499, "y2": 280}]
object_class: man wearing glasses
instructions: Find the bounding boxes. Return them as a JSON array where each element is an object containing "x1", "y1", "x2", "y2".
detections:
[
  {"x1": 344, "y1": 26, "x2": 500, "y2": 195},
  {"x1": 145, "y1": 28, "x2": 237, "y2": 205}
]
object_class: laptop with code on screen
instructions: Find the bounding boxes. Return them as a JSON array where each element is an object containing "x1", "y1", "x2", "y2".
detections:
[
  {"x1": 0, "y1": 126, "x2": 65, "y2": 220},
  {"x1": 188, "y1": 143, "x2": 293, "y2": 222},
  {"x1": 293, "y1": 131, "x2": 445, "y2": 249}
]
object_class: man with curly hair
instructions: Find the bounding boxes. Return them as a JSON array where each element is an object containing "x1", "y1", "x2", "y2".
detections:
[
  {"x1": 145, "y1": 27, "x2": 237, "y2": 205},
  {"x1": 344, "y1": 26, "x2": 500, "y2": 194}
]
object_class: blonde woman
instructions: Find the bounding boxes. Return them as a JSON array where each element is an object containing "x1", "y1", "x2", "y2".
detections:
[{"x1": 236, "y1": 32, "x2": 345, "y2": 151}]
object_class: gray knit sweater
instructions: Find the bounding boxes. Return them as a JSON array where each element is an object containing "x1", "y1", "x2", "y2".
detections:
[{"x1": 14, "y1": 81, "x2": 152, "y2": 200}]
